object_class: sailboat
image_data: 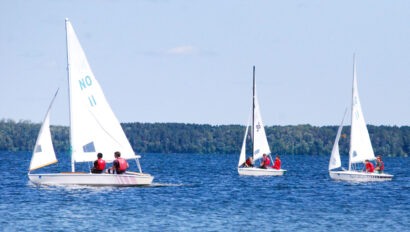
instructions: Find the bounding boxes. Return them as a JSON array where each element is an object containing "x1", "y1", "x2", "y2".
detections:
[
  {"x1": 237, "y1": 66, "x2": 286, "y2": 176},
  {"x1": 28, "y1": 19, "x2": 154, "y2": 186},
  {"x1": 329, "y1": 56, "x2": 393, "y2": 182}
]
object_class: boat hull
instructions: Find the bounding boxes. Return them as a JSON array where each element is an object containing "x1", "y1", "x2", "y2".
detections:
[
  {"x1": 28, "y1": 172, "x2": 154, "y2": 186},
  {"x1": 238, "y1": 167, "x2": 286, "y2": 176},
  {"x1": 329, "y1": 170, "x2": 393, "y2": 182}
]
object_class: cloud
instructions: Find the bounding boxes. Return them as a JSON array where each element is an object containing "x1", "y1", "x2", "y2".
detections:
[{"x1": 167, "y1": 45, "x2": 198, "y2": 55}]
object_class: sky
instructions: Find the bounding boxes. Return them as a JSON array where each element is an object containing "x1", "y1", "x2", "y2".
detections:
[{"x1": 0, "y1": 0, "x2": 409, "y2": 126}]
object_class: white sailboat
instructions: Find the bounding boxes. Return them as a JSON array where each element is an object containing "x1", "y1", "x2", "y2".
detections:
[
  {"x1": 238, "y1": 66, "x2": 286, "y2": 176},
  {"x1": 28, "y1": 19, "x2": 154, "y2": 186},
  {"x1": 329, "y1": 56, "x2": 393, "y2": 182}
]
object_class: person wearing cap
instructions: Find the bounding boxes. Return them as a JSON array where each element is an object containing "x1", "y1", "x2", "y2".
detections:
[
  {"x1": 374, "y1": 155, "x2": 384, "y2": 174},
  {"x1": 90, "y1": 153, "x2": 105, "y2": 174},
  {"x1": 259, "y1": 153, "x2": 270, "y2": 169},
  {"x1": 364, "y1": 159, "x2": 374, "y2": 173}
]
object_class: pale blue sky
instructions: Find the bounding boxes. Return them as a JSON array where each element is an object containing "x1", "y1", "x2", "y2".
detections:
[{"x1": 0, "y1": 0, "x2": 409, "y2": 126}]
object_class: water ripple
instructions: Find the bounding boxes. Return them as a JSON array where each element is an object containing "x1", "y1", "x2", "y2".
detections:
[{"x1": 0, "y1": 152, "x2": 408, "y2": 231}]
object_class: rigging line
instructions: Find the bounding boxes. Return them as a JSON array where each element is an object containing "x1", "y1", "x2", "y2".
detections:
[{"x1": 87, "y1": 108, "x2": 127, "y2": 148}]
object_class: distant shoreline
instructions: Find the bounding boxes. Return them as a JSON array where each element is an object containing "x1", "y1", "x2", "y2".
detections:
[{"x1": 1, "y1": 119, "x2": 408, "y2": 157}]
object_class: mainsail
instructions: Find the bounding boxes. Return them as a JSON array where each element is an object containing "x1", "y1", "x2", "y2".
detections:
[
  {"x1": 29, "y1": 90, "x2": 59, "y2": 171},
  {"x1": 348, "y1": 57, "x2": 375, "y2": 165},
  {"x1": 329, "y1": 109, "x2": 347, "y2": 170},
  {"x1": 252, "y1": 89, "x2": 271, "y2": 161},
  {"x1": 65, "y1": 19, "x2": 135, "y2": 163}
]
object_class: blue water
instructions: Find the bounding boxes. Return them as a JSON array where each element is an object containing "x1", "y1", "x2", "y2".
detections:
[{"x1": 0, "y1": 151, "x2": 409, "y2": 231}]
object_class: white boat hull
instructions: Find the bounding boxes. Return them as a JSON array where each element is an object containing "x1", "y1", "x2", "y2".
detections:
[
  {"x1": 238, "y1": 167, "x2": 286, "y2": 176},
  {"x1": 28, "y1": 172, "x2": 154, "y2": 186},
  {"x1": 329, "y1": 170, "x2": 393, "y2": 182}
]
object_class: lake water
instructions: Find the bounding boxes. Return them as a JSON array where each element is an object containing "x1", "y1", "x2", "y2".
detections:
[{"x1": 0, "y1": 151, "x2": 409, "y2": 231}]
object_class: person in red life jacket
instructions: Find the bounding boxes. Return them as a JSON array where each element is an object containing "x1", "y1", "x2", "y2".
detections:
[
  {"x1": 259, "y1": 154, "x2": 270, "y2": 169},
  {"x1": 364, "y1": 159, "x2": 374, "y2": 173},
  {"x1": 272, "y1": 155, "x2": 281, "y2": 170},
  {"x1": 374, "y1": 155, "x2": 384, "y2": 174},
  {"x1": 241, "y1": 157, "x2": 254, "y2": 168},
  {"x1": 90, "y1": 153, "x2": 105, "y2": 174},
  {"x1": 108, "y1": 151, "x2": 129, "y2": 174}
]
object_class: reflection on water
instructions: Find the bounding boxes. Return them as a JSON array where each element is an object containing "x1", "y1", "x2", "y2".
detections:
[{"x1": 1, "y1": 151, "x2": 409, "y2": 231}]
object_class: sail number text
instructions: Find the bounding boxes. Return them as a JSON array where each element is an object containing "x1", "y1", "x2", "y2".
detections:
[{"x1": 79, "y1": 76, "x2": 97, "y2": 107}]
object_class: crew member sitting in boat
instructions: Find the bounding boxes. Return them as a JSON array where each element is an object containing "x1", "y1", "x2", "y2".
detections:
[
  {"x1": 241, "y1": 157, "x2": 254, "y2": 167},
  {"x1": 364, "y1": 159, "x2": 374, "y2": 173},
  {"x1": 259, "y1": 153, "x2": 270, "y2": 169},
  {"x1": 108, "y1": 151, "x2": 129, "y2": 174},
  {"x1": 272, "y1": 155, "x2": 281, "y2": 170},
  {"x1": 90, "y1": 153, "x2": 105, "y2": 174},
  {"x1": 374, "y1": 155, "x2": 384, "y2": 174}
]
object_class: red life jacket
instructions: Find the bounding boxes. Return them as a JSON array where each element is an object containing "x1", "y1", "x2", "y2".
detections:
[
  {"x1": 273, "y1": 159, "x2": 281, "y2": 170},
  {"x1": 96, "y1": 159, "x2": 106, "y2": 171},
  {"x1": 246, "y1": 159, "x2": 252, "y2": 166},
  {"x1": 117, "y1": 158, "x2": 128, "y2": 171},
  {"x1": 377, "y1": 161, "x2": 384, "y2": 170},
  {"x1": 366, "y1": 162, "x2": 374, "y2": 173},
  {"x1": 263, "y1": 157, "x2": 270, "y2": 167}
]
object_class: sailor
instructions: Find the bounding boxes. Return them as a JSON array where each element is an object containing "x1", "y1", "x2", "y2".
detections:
[
  {"x1": 272, "y1": 155, "x2": 281, "y2": 170},
  {"x1": 259, "y1": 153, "x2": 270, "y2": 169},
  {"x1": 241, "y1": 157, "x2": 254, "y2": 167},
  {"x1": 90, "y1": 153, "x2": 105, "y2": 174},
  {"x1": 364, "y1": 159, "x2": 374, "y2": 173},
  {"x1": 374, "y1": 155, "x2": 384, "y2": 174},
  {"x1": 109, "y1": 151, "x2": 129, "y2": 174}
]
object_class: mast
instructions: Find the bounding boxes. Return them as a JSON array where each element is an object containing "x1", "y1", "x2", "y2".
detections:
[
  {"x1": 252, "y1": 66, "x2": 255, "y2": 159},
  {"x1": 349, "y1": 54, "x2": 356, "y2": 171},
  {"x1": 65, "y1": 18, "x2": 75, "y2": 172}
]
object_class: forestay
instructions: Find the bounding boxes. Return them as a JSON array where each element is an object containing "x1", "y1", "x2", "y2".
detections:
[
  {"x1": 65, "y1": 19, "x2": 135, "y2": 163},
  {"x1": 329, "y1": 109, "x2": 347, "y2": 170},
  {"x1": 29, "y1": 90, "x2": 59, "y2": 171},
  {"x1": 348, "y1": 58, "x2": 375, "y2": 164},
  {"x1": 252, "y1": 91, "x2": 271, "y2": 161}
]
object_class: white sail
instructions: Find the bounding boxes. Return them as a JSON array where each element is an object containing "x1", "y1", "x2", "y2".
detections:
[
  {"x1": 29, "y1": 90, "x2": 59, "y2": 171},
  {"x1": 65, "y1": 19, "x2": 135, "y2": 163},
  {"x1": 253, "y1": 91, "x2": 271, "y2": 161},
  {"x1": 238, "y1": 116, "x2": 251, "y2": 167},
  {"x1": 329, "y1": 109, "x2": 347, "y2": 170},
  {"x1": 349, "y1": 57, "x2": 375, "y2": 164}
]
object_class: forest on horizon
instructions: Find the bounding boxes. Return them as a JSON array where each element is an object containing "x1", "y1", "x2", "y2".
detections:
[{"x1": 0, "y1": 119, "x2": 408, "y2": 157}]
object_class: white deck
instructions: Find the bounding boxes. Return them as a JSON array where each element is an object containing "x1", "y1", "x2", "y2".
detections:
[
  {"x1": 28, "y1": 172, "x2": 154, "y2": 186},
  {"x1": 329, "y1": 170, "x2": 393, "y2": 182},
  {"x1": 238, "y1": 167, "x2": 286, "y2": 176}
]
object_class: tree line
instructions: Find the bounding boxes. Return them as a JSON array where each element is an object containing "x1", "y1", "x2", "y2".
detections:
[{"x1": 0, "y1": 119, "x2": 409, "y2": 157}]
